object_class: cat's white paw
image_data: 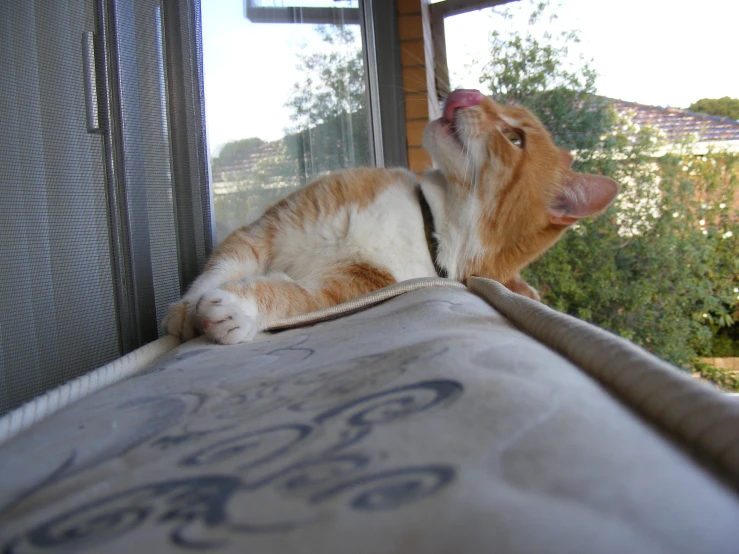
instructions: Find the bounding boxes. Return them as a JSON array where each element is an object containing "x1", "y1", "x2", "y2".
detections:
[
  {"x1": 195, "y1": 289, "x2": 261, "y2": 345},
  {"x1": 162, "y1": 299, "x2": 198, "y2": 340}
]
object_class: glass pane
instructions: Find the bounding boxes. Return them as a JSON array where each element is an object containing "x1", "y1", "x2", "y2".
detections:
[{"x1": 201, "y1": 0, "x2": 373, "y2": 243}]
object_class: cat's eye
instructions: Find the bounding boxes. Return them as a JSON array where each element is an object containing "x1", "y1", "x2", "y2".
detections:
[{"x1": 504, "y1": 130, "x2": 524, "y2": 148}]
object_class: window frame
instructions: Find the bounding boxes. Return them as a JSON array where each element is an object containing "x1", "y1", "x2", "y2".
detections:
[{"x1": 99, "y1": 0, "x2": 409, "y2": 349}]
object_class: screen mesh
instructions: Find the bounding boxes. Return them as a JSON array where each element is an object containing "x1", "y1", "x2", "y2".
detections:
[
  {"x1": 0, "y1": 0, "x2": 121, "y2": 413},
  {"x1": 117, "y1": 0, "x2": 182, "y2": 329},
  {"x1": 0, "y1": 0, "x2": 191, "y2": 414}
]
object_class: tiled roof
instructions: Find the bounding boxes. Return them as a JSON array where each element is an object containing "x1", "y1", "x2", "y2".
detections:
[
  {"x1": 611, "y1": 99, "x2": 739, "y2": 143},
  {"x1": 212, "y1": 140, "x2": 286, "y2": 181}
]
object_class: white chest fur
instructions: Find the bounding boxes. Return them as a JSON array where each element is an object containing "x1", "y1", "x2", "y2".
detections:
[
  {"x1": 270, "y1": 178, "x2": 438, "y2": 282},
  {"x1": 420, "y1": 170, "x2": 484, "y2": 280}
]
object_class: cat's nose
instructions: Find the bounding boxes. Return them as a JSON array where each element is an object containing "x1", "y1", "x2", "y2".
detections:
[{"x1": 443, "y1": 89, "x2": 485, "y2": 122}]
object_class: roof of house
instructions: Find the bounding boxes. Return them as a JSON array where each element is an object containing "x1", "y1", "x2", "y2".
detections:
[{"x1": 611, "y1": 99, "x2": 739, "y2": 143}]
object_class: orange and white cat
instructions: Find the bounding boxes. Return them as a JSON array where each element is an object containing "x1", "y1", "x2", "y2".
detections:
[{"x1": 163, "y1": 89, "x2": 618, "y2": 344}]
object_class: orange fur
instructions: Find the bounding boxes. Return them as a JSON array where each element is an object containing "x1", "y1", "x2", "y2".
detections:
[
  {"x1": 205, "y1": 168, "x2": 400, "y2": 270},
  {"x1": 425, "y1": 92, "x2": 618, "y2": 285},
  {"x1": 220, "y1": 262, "x2": 395, "y2": 319},
  {"x1": 260, "y1": 167, "x2": 397, "y2": 229},
  {"x1": 475, "y1": 102, "x2": 569, "y2": 280},
  {"x1": 163, "y1": 90, "x2": 618, "y2": 344}
]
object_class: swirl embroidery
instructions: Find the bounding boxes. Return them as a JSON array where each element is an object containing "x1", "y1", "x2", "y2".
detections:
[{"x1": 4, "y1": 379, "x2": 463, "y2": 552}]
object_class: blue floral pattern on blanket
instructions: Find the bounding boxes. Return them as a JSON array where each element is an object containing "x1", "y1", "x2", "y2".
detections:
[{"x1": 2, "y1": 287, "x2": 739, "y2": 554}]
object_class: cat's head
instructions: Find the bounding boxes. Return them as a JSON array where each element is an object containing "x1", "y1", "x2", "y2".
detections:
[{"x1": 423, "y1": 88, "x2": 618, "y2": 281}]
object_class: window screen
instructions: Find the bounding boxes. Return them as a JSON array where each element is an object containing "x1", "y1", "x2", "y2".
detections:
[
  {"x1": 0, "y1": 0, "x2": 121, "y2": 413},
  {"x1": 111, "y1": 0, "x2": 182, "y2": 338},
  {"x1": 0, "y1": 0, "x2": 204, "y2": 415}
]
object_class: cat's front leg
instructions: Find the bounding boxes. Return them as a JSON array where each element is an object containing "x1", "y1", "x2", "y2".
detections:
[
  {"x1": 162, "y1": 297, "x2": 199, "y2": 340},
  {"x1": 194, "y1": 289, "x2": 261, "y2": 345},
  {"x1": 162, "y1": 254, "x2": 263, "y2": 340},
  {"x1": 195, "y1": 265, "x2": 395, "y2": 345},
  {"x1": 193, "y1": 272, "x2": 297, "y2": 345}
]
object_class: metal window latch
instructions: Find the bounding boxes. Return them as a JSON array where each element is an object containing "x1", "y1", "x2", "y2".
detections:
[{"x1": 82, "y1": 31, "x2": 103, "y2": 134}]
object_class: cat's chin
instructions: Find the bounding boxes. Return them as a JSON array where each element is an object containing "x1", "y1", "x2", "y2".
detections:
[
  {"x1": 437, "y1": 118, "x2": 464, "y2": 148},
  {"x1": 423, "y1": 119, "x2": 468, "y2": 178}
]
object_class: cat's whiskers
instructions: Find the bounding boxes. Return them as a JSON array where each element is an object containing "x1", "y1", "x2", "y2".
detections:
[
  {"x1": 451, "y1": 130, "x2": 470, "y2": 183},
  {"x1": 452, "y1": 128, "x2": 475, "y2": 193},
  {"x1": 462, "y1": 146, "x2": 472, "y2": 190},
  {"x1": 398, "y1": 46, "x2": 425, "y2": 66}
]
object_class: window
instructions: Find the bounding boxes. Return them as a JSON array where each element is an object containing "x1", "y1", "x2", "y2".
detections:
[
  {"x1": 0, "y1": 0, "x2": 120, "y2": 412},
  {"x1": 202, "y1": 0, "x2": 376, "y2": 242},
  {"x1": 0, "y1": 0, "x2": 406, "y2": 414}
]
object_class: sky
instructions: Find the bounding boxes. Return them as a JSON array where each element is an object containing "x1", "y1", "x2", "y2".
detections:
[
  {"x1": 200, "y1": 1, "x2": 335, "y2": 150},
  {"x1": 444, "y1": 0, "x2": 739, "y2": 109},
  {"x1": 200, "y1": 0, "x2": 738, "y2": 155}
]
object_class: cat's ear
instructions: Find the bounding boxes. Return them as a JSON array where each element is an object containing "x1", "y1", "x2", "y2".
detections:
[{"x1": 549, "y1": 172, "x2": 619, "y2": 226}]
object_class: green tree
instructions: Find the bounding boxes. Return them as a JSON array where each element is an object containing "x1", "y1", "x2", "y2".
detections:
[
  {"x1": 216, "y1": 137, "x2": 264, "y2": 165},
  {"x1": 287, "y1": 25, "x2": 365, "y2": 128},
  {"x1": 479, "y1": 0, "x2": 738, "y2": 374},
  {"x1": 688, "y1": 97, "x2": 739, "y2": 121},
  {"x1": 210, "y1": 137, "x2": 265, "y2": 180},
  {"x1": 479, "y1": 1, "x2": 614, "y2": 154}
]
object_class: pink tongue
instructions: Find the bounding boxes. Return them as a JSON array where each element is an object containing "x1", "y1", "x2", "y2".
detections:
[{"x1": 443, "y1": 89, "x2": 484, "y2": 122}]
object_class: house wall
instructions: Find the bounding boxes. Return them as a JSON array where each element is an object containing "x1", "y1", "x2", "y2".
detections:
[{"x1": 396, "y1": 0, "x2": 435, "y2": 175}]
